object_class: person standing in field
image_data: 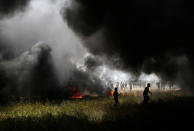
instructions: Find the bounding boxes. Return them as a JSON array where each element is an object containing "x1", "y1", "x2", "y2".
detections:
[
  {"x1": 113, "y1": 88, "x2": 119, "y2": 106},
  {"x1": 143, "y1": 83, "x2": 152, "y2": 104}
]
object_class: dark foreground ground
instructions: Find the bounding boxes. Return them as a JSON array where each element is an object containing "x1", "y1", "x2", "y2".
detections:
[{"x1": 0, "y1": 92, "x2": 193, "y2": 131}]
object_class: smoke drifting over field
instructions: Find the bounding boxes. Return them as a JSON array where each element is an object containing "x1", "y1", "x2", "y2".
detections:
[
  {"x1": 62, "y1": 0, "x2": 194, "y2": 91},
  {"x1": 0, "y1": 0, "x2": 115, "y2": 97},
  {"x1": 0, "y1": 0, "x2": 193, "y2": 98}
]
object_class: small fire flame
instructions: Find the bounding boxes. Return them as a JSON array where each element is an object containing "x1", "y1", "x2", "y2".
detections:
[
  {"x1": 71, "y1": 86, "x2": 83, "y2": 99},
  {"x1": 109, "y1": 90, "x2": 114, "y2": 96}
]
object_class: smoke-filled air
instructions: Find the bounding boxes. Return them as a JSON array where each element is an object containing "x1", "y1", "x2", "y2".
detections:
[
  {"x1": 0, "y1": 0, "x2": 194, "y2": 131},
  {"x1": 0, "y1": 0, "x2": 164, "y2": 98}
]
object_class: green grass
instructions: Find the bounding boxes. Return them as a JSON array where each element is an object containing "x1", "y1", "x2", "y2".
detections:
[{"x1": 0, "y1": 91, "x2": 193, "y2": 131}]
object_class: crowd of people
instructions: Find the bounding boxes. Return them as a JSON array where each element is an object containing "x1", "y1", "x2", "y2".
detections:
[{"x1": 105, "y1": 81, "x2": 174, "y2": 91}]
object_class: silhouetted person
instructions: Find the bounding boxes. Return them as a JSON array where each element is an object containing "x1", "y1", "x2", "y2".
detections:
[
  {"x1": 143, "y1": 83, "x2": 152, "y2": 104},
  {"x1": 125, "y1": 82, "x2": 127, "y2": 88},
  {"x1": 130, "y1": 83, "x2": 132, "y2": 91},
  {"x1": 113, "y1": 88, "x2": 119, "y2": 106}
]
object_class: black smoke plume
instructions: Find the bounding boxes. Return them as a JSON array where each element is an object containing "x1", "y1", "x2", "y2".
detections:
[
  {"x1": 84, "y1": 56, "x2": 103, "y2": 71},
  {"x1": 62, "y1": 0, "x2": 194, "y2": 90},
  {"x1": 0, "y1": 0, "x2": 30, "y2": 17},
  {"x1": 0, "y1": 0, "x2": 107, "y2": 99},
  {"x1": 0, "y1": 42, "x2": 105, "y2": 99},
  {"x1": 67, "y1": 69, "x2": 104, "y2": 95}
]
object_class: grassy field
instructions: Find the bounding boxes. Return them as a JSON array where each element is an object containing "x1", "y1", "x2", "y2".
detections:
[{"x1": 0, "y1": 91, "x2": 193, "y2": 131}]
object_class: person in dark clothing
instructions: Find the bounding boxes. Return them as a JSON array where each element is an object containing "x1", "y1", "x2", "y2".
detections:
[
  {"x1": 113, "y1": 88, "x2": 119, "y2": 106},
  {"x1": 143, "y1": 83, "x2": 152, "y2": 104}
]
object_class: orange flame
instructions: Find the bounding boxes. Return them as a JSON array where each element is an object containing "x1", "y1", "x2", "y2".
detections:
[
  {"x1": 109, "y1": 90, "x2": 114, "y2": 96},
  {"x1": 71, "y1": 86, "x2": 83, "y2": 99}
]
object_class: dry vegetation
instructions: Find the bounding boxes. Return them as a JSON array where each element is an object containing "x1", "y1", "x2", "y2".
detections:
[{"x1": 0, "y1": 91, "x2": 193, "y2": 131}]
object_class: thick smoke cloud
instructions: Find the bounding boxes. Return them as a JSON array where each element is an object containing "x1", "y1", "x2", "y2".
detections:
[
  {"x1": 62, "y1": 0, "x2": 194, "y2": 90},
  {"x1": 0, "y1": 41, "x2": 13, "y2": 60},
  {"x1": 0, "y1": 0, "x2": 31, "y2": 61},
  {"x1": 0, "y1": 0, "x2": 107, "y2": 98},
  {"x1": 84, "y1": 56, "x2": 103, "y2": 71},
  {"x1": 0, "y1": 42, "x2": 105, "y2": 98},
  {"x1": 0, "y1": 42, "x2": 59, "y2": 98},
  {"x1": 67, "y1": 69, "x2": 104, "y2": 95},
  {"x1": 0, "y1": 0, "x2": 30, "y2": 17},
  {"x1": 82, "y1": 55, "x2": 133, "y2": 87}
]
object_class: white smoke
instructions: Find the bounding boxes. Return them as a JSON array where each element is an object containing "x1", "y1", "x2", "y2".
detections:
[
  {"x1": 138, "y1": 73, "x2": 160, "y2": 82},
  {"x1": 0, "y1": 0, "x2": 162, "y2": 96},
  {"x1": 0, "y1": 0, "x2": 87, "y2": 84}
]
